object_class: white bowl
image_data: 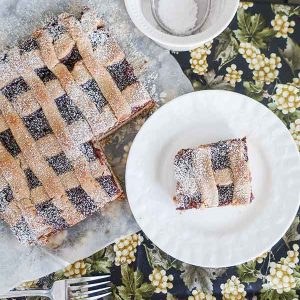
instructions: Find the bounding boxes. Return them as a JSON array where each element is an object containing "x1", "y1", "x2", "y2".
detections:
[{"x1": 124, "y1": 0, "x2": 239, "y2": 51}]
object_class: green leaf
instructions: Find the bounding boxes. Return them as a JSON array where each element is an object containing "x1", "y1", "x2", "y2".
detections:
[
  {"x1": 136, "y1": 283, "x2": 156, "y2": 298},
  {"x1": 291, "y1": 6, "x2": 300, "y2": 16},
  {"x1": 134, "y1": 293, "x2": 143, "y2": 300},
  {"x1": 117, "y1": 286, "x2": 131, "y2": 300},
  {"x1": 234, "y1": 10, "x2": 275, "y2": 49},
  {"x1": 214, "y1": 28, "x2": 239, "y2": 68},
  {"x1": 90, "y1": 249, "x2": 105, "y2": 261},
  {"x1": 243, "y1": 81, "x2": 265, "y2": 101},
  {"x1": 144, "y1": 244, "x2": 176, "y2": 270},
  {"x1": 104, "y1": 244, "x2": 116, "y2": 263},
  {"x1": 260, "y1": 288, "x2": 298, "y2": 300},
  {"x1": 236, "y1": 261, "x2": 259, "y2": 283},
  {"x1": 271, "y1": 4, "x2": 291, "y2": 16},
  {"x1": 112, "y1": 286, "x2": 124, "y2": 300},
  {"x1": 116, "y1": 266, "x2": 150, "y2": 299},
  {"x1": 272, "y1": 4, "x2": 300, "y2": 17},
  {"x1": 267, "y1": 102, "x2": 300, "y2": 126},
  {"x1": 167, "y1": 294, "x2": 178, "y2": 300},
  {"x1": 91, "y1": 259, "x2": 111, "y2": 273},
  {"x1": 283, "y1": 216, "x2": 300, "y2": 247},
  {"x1": 134, "y1": 269, "x2": 143, "y2": 290},
  {"x1": 192, "y1": 70, "x2": 234, "y2": 91},
  {"x1": 180, "y1": 264, "x2": 226, "y2": 293},
  {"x1": 279, "y1": 37, "x2": 300, "y2": 74},
  {"x1": 121, "y1": 264, "x2": 135, "y2": 295}
]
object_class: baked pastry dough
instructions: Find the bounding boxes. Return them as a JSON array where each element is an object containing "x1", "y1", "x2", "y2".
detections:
[
  {"x1": 0, "y1": 9, "x2": 154, "y2": 245},
  {"x1": 174, "y1": 138, "x2": 253, "y2": 210}
]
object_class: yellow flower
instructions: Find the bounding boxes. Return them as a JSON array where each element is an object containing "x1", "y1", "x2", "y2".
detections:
[
  {"x1": 256, "y1": 251, "x2": 268, "y2": 264},
  {"x1": 149, "y1": 268, "x2": 174, "y2": 294},
  {"x1": 289, "y1": 119, "x2": 300, "y2": 150},
  {"x1": 272, "y1": 84, "x2": 300, "y2": 114},
  {"x1": 17, "y1": 280, "x2": 38, "y2": 290},
  {"x1": 190, "y1": 42, "x2": 212, "y2": 75},
  {"x1": 64, "y1": 260, "x2": 87, "y2": 278},
  {"x1": 224, "y1": 64, "x2": 243, "y2": 87},
  {"x1": 271, "y1": 14, "x2": 295, "y2": 38},
  {"x1": 239, "y1": 42, "x2": 282, "y2": 85},
  {"x1": 188, "y1": 289, "x2": 216, "y2": 300},
  {"x1": 113, "y1": 233, "x2": 143, "y2": 266},
  {"x1": 121, "y1": 141, "x2": 133, "y2": 164},
  {"x1": 282, "y1": 244, "x2": 300, "y2": 268},
  {"x1": 292, "y1": 73, "x2": 300, "y2": 88},
  {"x1": 266, "y1": 262, "x2": 296, "y2": 294},
  {"x1": 220, "y1": 276, "x2": 247, "y2": 300},
  {"x1": 134, "y1": 118, "x2": 145, "y2": 131},
  {"x1": 239, "y1": 2, "x2": 253, "y2": 10},
  {"x1": 238, "y1": 42, "x2": 261, "y2": 64},
  {"x1": 252, "y1": 53, "x2": 282, "y2": 84}
]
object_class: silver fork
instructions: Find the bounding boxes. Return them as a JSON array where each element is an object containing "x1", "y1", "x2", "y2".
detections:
[{"x1": 0, "y1": 275, "x2": 111, "y2": 300}]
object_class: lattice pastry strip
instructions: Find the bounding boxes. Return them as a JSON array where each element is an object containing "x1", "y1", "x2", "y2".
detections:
[
  {"x1": 58, "y1": 12, "x2": 131, "y2": 122},
  {"x1": 0, "y1": 147, "x2": 55, "y2": 243},
  {"x1": 0, "y1": 114, "x2": 85, "y2": 230},
  {"x1": 174, "y1": 138, "x2": 253, "y2": 210},
  {"x1": 79, "y1": 10, "x2": 153, "y2": 112},
  {"x1": 0, "y1": 95, "x2": 86, "y2": 243},
  {"x1": 9, "y1": 47, "x2": 113, "y2": 208},
  {"x1": 0, "y1": 9, "x2": 153, "y2": 245}
]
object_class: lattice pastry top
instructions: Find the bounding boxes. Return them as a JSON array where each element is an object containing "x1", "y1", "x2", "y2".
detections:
[
  {"x1": 0, "y1": 9, "x2": 154, "y2": 245},
  {"x1": 174, "y1": 138, "x2": 253, "y2": 210}
]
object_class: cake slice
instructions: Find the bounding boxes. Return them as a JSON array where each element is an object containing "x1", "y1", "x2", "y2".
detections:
[{"x1": 173, "y1": 137, "x2": 253, "y2": 210}]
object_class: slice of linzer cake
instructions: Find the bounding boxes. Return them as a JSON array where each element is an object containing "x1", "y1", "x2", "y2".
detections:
[
  {"x1": 0, "y1": 8, "x2": 154, "y2": 245},
  {"x1": 173, "y1": 138, "x2": 253, "y2": 210}
]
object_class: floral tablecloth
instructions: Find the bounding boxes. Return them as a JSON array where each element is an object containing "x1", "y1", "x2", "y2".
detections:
[{"x1": 13, "y1": 2, "x2": 300, "y2": 300}]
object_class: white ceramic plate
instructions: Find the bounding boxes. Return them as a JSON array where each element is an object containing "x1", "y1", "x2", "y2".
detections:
[{"x1": 126, "y1": 90, "x2": 300, "y2": 267}]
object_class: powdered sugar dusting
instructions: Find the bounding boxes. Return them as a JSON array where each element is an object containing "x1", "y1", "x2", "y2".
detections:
[
  {"x1": 0, "y1": 0, "x2": 193, "y2": 292},
  {"x1": 174, "y1": 138, "x2": 253, "y2": 210}
]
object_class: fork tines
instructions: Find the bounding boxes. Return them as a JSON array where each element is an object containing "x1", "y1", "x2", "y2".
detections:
[{"x1": 68, "y1": 275, "x2": 111, "y2": 300}]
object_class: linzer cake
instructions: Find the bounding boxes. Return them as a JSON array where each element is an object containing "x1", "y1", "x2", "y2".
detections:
[
  {"x1": 0, "y1": 8, "x2": 155, "y2": 245},
  {"x1": 173, "y1": 138, "x2": 254, "y2": 210}
]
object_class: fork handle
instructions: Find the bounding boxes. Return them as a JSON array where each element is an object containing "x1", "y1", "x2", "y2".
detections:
[{"x1": 0, "y1": 289, "x2": 51, "y2": 298}]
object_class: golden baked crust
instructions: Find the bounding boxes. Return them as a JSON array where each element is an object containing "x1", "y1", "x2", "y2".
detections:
[
  {"x1": 174, "y1": 138, "x2": 253, "y2": 210},
  {"x1": 0, "y1": 9, "x2": 154, "y2": 245}
]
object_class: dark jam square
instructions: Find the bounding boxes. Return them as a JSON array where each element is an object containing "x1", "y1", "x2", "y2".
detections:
[
  {"x1": 46, "y1": 152, "x2": 73, "y2": 175},
  {"x1": 89, "y1": 29, "x2": 109, "y2": 50},
  {"x1": 47, "y1": 19, "x2": 66, "y2": 42},
  {"x1": 60, "y1": 46, "x2": 82, "y2": 72},
  {"x1": 178, "y1": 194, "x2": 202, "y2": 210},
  {"x1": 0, "y1": 129, "x2": 21, "y2": 157},
  {"x1": 66, "y1": 186, "x2": 97, "y2": 216},
  {"x1": 97, "y1": 175, "x2": 119, "y2": 197},
  {"x1": 81, "y1": 79, "x2": 107, "y2": 112},
  {"x1": 24, "y1": 168, "x2": 42, "y2": 189},
  {"x1": 55, "y1": 94, "x2": 84, "y2": 125},
  {"x1": 107, "y1": 59, "x2": 137, "y2": 91},
  {"x1": 22, "y1": 108, "x2": 53, "y2": 140},
  {"x1": 35, "y1": 67, "x2": 57, "y2": 83},
  {"x1": 36, "y1": 200, "x2": 68, "y2": 230},
  {"x1": 0, "y1": 186, "x2": 13, "y2": 213},
  {"x1": 210, "y1": 141, "x2": 230, "y2": 170},
  {"x1": 174, "y1": 149, "x2": 194, "y2": 177},
  {"x1": 19, "y1": 38, "x2": 39, "y2": 54},
  {"x1": 79, "y1": 142, "x2": 97, "y2": 162},
  {"x1": 217, "y1": 184, "x2": 234, "y2": 206},
  {"x1": 11, "y1": 217, "x2": 35, "y2": 244},
  {"x1": 1, "y1": 77, "x2": 30, "y2": 101}
]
